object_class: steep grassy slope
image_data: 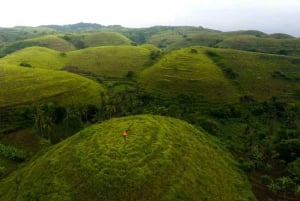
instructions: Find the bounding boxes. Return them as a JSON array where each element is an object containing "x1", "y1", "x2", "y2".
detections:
[
  {"x1": 139, "y1": 46, "x2": 300, "y2": 103},
  {"x1": 0, "y1": 47, "x2": 68, "y2": 70},
  {"x1": 0, "y1": 65, "x2": 105, "y2": 108},
  {"x1": 139, "y1": 47, "x2": 238, "y2": 102},
  {"x1": 0, "y1": 115, "x2": 256, "y2": 201}
]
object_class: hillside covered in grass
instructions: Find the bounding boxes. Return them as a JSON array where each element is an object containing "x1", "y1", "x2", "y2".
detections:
[
  {"x1": 0, "y1": 115, "x2": 256, "y2": 201},
  {"x1": 0, "y1": 65, "x2": 105, "y2": 108},
  {"x1": 61, "y1": 31, "x2": 132, "y2": 48},
  {"x1": 0, "y1": 45, "x2": 159, "y2": 78},
  {"x1": 139, "y1": 46, "x2": 300, "y2": 103}
]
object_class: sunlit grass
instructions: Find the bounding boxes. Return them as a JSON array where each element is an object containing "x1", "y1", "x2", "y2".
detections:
[{"x1": 0, "y1": 115, "x2": 256, "y2": 201}]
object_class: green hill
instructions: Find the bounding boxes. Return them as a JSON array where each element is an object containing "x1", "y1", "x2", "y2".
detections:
[
  {"x1": 139, "y1": 47, "x2": 238, "y2": 102},
  {"x1": 206, "y1": 48, "x2": 300, "y2": 102},
  {"x1": 0, "y1": 45, "x2": 158, "y2": 78},
  {"x1": 0, "y1": 115, "x2": 256, "y2": 201},
  {"x1": 0, "y1": 47, "x2": 68, "y2": 70},
  {"x1": 216, "y1": 35, "x2": 300, "y2": 56},
  {"x1": 0, "y1": 35, "x2": 75, "y2": 57},
  {"x1": 145, "y1": 28, "x2": 300, "y2": 56},
  {"x1": 25, "y1": 35, "x2": 76, "y2": 51},
  {"x1": 62, "y1": 31, "x2": 132, "y2": 48},
  {"x1": 66, "y1": 45, "x2": 157, "y2": 77},
  {"x1": 139, "y1": 46, "x2": 300, "y2": 103},
  {"x1": 0, "y1": 65, "x2": 105, "y2": 108}
]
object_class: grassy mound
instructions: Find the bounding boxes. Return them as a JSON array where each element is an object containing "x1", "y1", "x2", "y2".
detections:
[
  {"x1": 206, "y1": 48, "x2": 300, "y2": 102},
  {"x1": 216, "y1": 35, "x2": 300, "y2": 56},
  {"x1": 62, "y1": 31, "x2": 132, "y2": 48},
  {"x1": 0, "y1": 35, "x2": 75, "y2": 57},
  {"x1": 139, "y1": 46, "x2": 300, "y2": 103},
  {"x1": 25, "y1": 35, "x2": 76, "y2": 51},
  {"x1": 139, "y1": 47, "x2": 238, "y2": 102},
  {"x1": 0, "y1": 115, "x2": 256, "y2": 201},
  {"x1": 66, "y1": 45, "x2": 156, "y2": 77},
  {"x1": 0, "y1": 47, "x2": 68, "y2": 70},
  {"x1": 0, "y1": 45, "x2": 157, "y2": 78},
  {"x1": 0, "y1": 65, "x2": 105, "y2": 108}
]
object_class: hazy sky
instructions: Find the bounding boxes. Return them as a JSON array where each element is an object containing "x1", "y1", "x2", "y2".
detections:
[{"x1": 1, "y1": 0, "x2": 300, "y2": 36}]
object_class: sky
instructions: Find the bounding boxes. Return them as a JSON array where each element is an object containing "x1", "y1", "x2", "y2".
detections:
[{"x1": 1, "y1": 0, "x2": 299, "y2": 36}]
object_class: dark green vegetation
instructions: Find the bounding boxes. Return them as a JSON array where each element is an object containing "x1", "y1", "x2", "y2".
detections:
[
  {"x1": 0, "y1": 23, "x2": 300, "y2": 201},
  {"x1": 0, "y1": 115, "x2": 256, "y2": 201}
]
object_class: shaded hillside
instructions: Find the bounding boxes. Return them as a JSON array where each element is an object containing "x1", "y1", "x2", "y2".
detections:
[
  {"x1": 0, "y1": 115, "x2": 256, "y2": 201},
  {"x1": 0, "y1": 65, "x2": 105, "y2": 108},
  {"x1": 217, "y1": 35, "x2": 300, "y2": 56},
  {"x1": 61, "y1": 32, "x2": 132, "y2": 48}
]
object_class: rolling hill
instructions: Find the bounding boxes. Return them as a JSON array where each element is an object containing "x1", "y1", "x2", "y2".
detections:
[
  {"x1": 139, "y1": 47, "x2": 239, "y2": 102},
  {"x1": 66, "y1": 45, "x2": 157, "y2": 77},
  {"x1": 0, "y1": 45, "x2": 158, "y2": 78},
  {"x1": 0, "y1": 65, "x2": 105, "y2": 108},
  {"x1": 61, "y1": 31, "x2": 132, "y2": 48},
  {"x1": 0, "y1": 115, "x2": 256, "y2": 201},
  {"x1": 0, "y1": 35, "x2": 75, "y2": 57},
  {"x1": 139, "y1": 46, "x2": 300, "y2": 103},
  {"x1": 0, "y1": 47, "x2": 68, "y2": 70}
]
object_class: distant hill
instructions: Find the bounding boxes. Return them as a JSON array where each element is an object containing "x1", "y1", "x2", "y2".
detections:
[
  {"x1": 139, "y1": 46, "x2": 300, "y2": 103},
  {"x1": 0, "y1": 65, "x2": 105, "y2": 108},
  {"x1": 0, "y1": 35, "x2": 75, "y2": 57},
  {"x1": 0, "y1": 23, "x2": 299, "y2": 57},
  {"x1": 0, "y1": 45, "x2": 159, "y2": 78},
  {"x1": 65, "y1": 45, "x2": 158, "y2": 77},
  {"x1": 40, "y1": 22, "x2": 105, "y2": 32},
  {"x1": 0, "y1": 115, "x2": 256, "y2": 201},
  {"x1": 61, "y1": 31, "x2": 132, "y2": 48},
  {"x1": 139, "y1": 47, "x2": 238, "y2": 102}
]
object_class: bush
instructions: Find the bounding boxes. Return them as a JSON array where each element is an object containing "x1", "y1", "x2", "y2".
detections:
[
  {"x1": 288, "y1": 158, "x2": 300, "y2": 184},
  {"x1": 239, "y1": 159, "x2": 256, "y2": 172},
  {"x1": 0, "y1": 143, "x2": 26, "y2": 162},
  {"x1": 19, "y1": 62, "x2": 32, "y2": 67},
  {"x1": 260, "y1": 175, "x2": 272, "y2": 185},
  {"x1": 0, "y1": 166, "x2": 5, "y2": 176}
]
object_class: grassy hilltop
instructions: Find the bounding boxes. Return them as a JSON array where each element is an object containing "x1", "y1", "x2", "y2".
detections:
[
  {"x1": 0, "y1": 115, "x2": 256, "y2": 201},
  {"x1": 139, "y1": 46, "x2": 300, "y2": 103},
  {"x1": 0, "y1": 65, "x2": 105, "y2": 108},
  {"x1": 0, "y1": 45, "x2": 158, "y2": 78}
]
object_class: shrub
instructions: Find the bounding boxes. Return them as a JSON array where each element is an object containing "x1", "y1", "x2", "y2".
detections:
[
  {"x1": 0, "y1": 166, "x2": 5, "y2": 176},
  {"x1": 260, "y1": 175, "x2": 272, "y2": 185},
  {"x1": 0, "y1": 143, "x2": 26, "y2": 162},
  {"x1": 190, "y1": 48, "x2": 198, "y2": 54},
  {"x1": 288, "y1": 158, "x2": 300, "y2": 184},
  {"x1": 19, "y1": 62, "x2": 32, "y2": 67}
]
